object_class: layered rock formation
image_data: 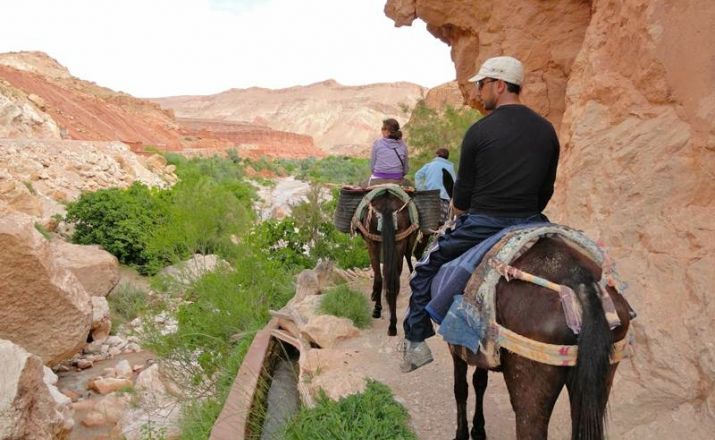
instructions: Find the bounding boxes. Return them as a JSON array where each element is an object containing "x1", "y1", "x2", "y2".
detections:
[
  {"x1": 152, "y1": 79, "x2": 426, "y2": 156},
  {"x1": 0, "y1": 52, "x2": 185, "y2": 152},
  {"x1": 386, "y1": 0, "x2": 715, "y2": 437},
  {"x1": 177, "y1": 118, "x2": 325, "y2": 159}
]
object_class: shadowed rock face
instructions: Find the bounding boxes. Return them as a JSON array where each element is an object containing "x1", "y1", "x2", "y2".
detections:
[{"x1": 386, "y1": 0, "x2": 715, "y2": 437}]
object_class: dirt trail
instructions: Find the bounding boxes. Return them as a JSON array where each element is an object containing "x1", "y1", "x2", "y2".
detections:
[{"x1": 333, "y1": 266, "x2": 595, "y2": 440}]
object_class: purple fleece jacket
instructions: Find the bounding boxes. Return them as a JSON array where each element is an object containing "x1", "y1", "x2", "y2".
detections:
[{"x1": 370, "y1": 137, "x2": 409, "y2": 177}]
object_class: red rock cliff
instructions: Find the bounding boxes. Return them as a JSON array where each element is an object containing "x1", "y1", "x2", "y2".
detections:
[{"x1": 386, "y1": 0, "x2": 715, "y2": 437}]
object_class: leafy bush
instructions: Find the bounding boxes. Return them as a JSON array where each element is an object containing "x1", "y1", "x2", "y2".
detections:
[
  {"x1": 283, "y1": 381, "x2": 417, "y2": 440},
  {"x1": 65, "y1": 182, "x2": 169, "y2": 273},
  {"x1": 250, "y1": 186, "x2": 369, "y2": 270},
  {"x1": 145, "y1": 177, "x2": 253, "y2": 273},
  {"x1": 404, "y1": 102, "x2": 482, "y2": 174},
  {"x1": 319, "y1": 285, "x2": 371, "y2": 329},
  {"x1": 64, "y1": 155, "x2": 256, "y2": 275}
]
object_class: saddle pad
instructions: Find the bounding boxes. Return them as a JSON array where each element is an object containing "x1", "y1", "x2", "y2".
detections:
[
  {"x1": 350, "y1": 184, "x2": 419, "y2": 232},
  {"x1": 436, "y1": 224, "x2": 627, "y2": 359}
]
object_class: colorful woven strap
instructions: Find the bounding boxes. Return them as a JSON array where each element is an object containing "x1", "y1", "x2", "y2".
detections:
[{"x1": 495, "y1": 324, "x2": 632, "y2": 367}]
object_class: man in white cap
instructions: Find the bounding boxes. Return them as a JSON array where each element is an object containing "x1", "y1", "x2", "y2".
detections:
[{"x1": 400, "y1": 56, "x2": 560, "y2": 373}]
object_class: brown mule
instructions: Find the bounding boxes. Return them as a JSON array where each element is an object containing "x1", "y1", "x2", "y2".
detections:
[
  {"x1": 360, "y1": 192, "x2": 419, "y2": 336},
  {"x1": 448, "y1": 237, "x2": 631, "y2": 440}
]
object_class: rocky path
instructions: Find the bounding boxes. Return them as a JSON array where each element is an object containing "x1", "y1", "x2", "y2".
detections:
[{"x1": 335, "y1": 266, "x2": 580, "y2": 440}]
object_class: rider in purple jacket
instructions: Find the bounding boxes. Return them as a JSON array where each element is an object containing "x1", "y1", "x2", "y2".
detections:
[{"x1": 368, "y1": 118, "x2": 409, "y2": 186}]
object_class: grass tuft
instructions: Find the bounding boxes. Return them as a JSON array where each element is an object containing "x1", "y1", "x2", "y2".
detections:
[
  {"x1": 319, "y1": 285, "x2": 371, "y2": 329},
  {"x1": 283, "y1": 380, "x2": 417, "y2": 440}
]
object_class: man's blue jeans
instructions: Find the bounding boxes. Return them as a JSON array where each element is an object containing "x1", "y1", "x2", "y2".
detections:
[{"x1": 403, "y1": 212, "x2": 546, "y2": 342}]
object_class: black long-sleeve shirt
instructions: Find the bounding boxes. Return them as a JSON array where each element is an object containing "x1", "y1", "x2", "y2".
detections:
[{"x1": 452, "y1": 104, "x2": 560, "y2": 216}]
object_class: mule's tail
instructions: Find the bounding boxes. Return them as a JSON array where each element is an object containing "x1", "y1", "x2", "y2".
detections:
[
  {"x1": 379, "y1": 206, "x2": 399, "y2": 301},
  {"x1": 570, "y1": 267, "x2": 613, "y2": 440}
]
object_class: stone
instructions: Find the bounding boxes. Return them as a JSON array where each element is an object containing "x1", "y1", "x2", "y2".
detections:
[
  {"x1": 310, "y1": 371, "x2": 366, "y2": 402},
  {"x1": 301, "y1": 315, "x2": 359, "y2": 349},
  {"x1": 0, "y1": 339, "x2": 73, "y2": 439},
  {"x1": 94, "y1": 393, "x2": 128, "y2": 425},
  {"x1": 77, "y1": 359, "x2": 94, "y2": 370},
  {"x1": 159, "y1": 254, "x2": 231, "y2": 286},
  {"x1": 0, "y1": 212, "x2": 92, "y2": 364},
  {"x1": 82, "y1": 411, "x2": 107, "y2": 427},
  {"x1": 115, "y1": 359, "x2": 133, "y2": 379},
  {"x1": 51, "y1": 241, "x2": 120, "y2": 297},
  {"x1": 89, "y1": 377, "x2": 133, "y2": 395},
  {"x1": 90, "y1": 296, "x2": 112, "y2": 342}
]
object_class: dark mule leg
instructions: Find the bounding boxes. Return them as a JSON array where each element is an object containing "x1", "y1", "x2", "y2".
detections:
[
  {"x1": 367, "y1": 241, "x2": 382, "y2": 319},
  {"x1": 381, "y1": 204, "x2": 399, "y2": 336},
  {"x1": 502, "y1": 353, "x2": 566, "y2": 440},
  {"x1": 451, "y1": 348, "x2": 471, "y2": 440},
  {"x1": 471, "y1": 368, "x2": 488, "y2": 440}
]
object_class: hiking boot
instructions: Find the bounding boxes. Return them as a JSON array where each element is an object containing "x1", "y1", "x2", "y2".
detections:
[{"x1": 400, "y1": 339, "x2": 433, "y2": 373}]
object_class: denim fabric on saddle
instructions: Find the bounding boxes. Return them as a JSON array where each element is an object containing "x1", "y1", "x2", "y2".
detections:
[{"x1": 403, "y1": 213, "x2": 548, "y2": 343}]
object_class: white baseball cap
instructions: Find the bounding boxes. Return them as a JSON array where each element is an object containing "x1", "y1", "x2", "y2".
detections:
[{"x1": 468, "y1": 56, "x2": 524, "y2": 86}]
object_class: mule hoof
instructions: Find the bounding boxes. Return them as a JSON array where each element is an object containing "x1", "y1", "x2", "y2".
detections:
[
  {"x1": 471, "y1": 428, "x2": 487, "y2": 440},
  {"x1": 372, "y1": 309, "x2": 381, "y2": 319},
  {"x1": 387, "y1": 327, "x2": 397, "y2": 336}
]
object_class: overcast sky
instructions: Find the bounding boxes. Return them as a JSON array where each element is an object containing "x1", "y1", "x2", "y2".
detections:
[{"x1": 0, "y1": 0, "x2": 456, "y2": 97}]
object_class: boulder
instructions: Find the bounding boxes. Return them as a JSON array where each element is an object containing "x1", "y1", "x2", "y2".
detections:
[
  {"x1": 0, "y1": 212, "x2": 92, "y2": 364},
  {"x1": 90, "y1": 296, "x2": 112, "y2": 343},
  {"x1": 159, "y1": 254, "x2": 231, "y2": 286},
  {"x1": 0, "y1": 339, "x2": 73, "y2": 439},
  {"x1": 51, "y1": 241, "x2": 120, "y2": 297},
  {"x1": 302, "y1": 315, "x2": 359, "y2": 349},
  {"x1": 88, "y1": 378, "x2": 133, "y2": 395},
  {"x1": 114, "y1": 364, "x2": 182, "y2": 440}
]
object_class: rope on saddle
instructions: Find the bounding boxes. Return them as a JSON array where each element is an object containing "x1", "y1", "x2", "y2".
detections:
[
  {"x1": 350, "y1": 184, "x2": 419, "y2": 242},
  {"x1": 488, "y1": 258, "x2": 622, "y2": 335}
]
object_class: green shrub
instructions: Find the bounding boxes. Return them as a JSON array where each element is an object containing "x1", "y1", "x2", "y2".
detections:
[
  {"x1": 65, "y1": 182, "x2": 169, "y2": 273},
  {"x1": 145, "y1": 177, "x2": 253, "y2": 273},
  {"x1": 319, "y1": 285, "x2": 371, "y2": 329},
  {"x1": 250, "y1": 186, "x2": 369, "y2": 270},
  {"x1": 283, "y1": 381, "x2": 417, "y2": 440},
  {"x1": 404, "y1": 102, "x2": 482, "y2": 175}
]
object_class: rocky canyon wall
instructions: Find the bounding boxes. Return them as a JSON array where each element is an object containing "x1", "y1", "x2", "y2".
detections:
[{"x1": 386, "y1": 0, "x2": 715, "y2": 438}]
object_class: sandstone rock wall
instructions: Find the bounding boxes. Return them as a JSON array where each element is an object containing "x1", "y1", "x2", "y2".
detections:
[{"x1": 386, "y1": 0, "x2": 715, "y2": 437}]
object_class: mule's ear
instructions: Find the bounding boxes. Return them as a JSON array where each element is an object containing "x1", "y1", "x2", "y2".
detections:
[{"x1": 442, "y1": 168, "x2": 454, "y2": 198}]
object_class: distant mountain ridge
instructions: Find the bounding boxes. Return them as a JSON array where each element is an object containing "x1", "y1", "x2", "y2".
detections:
[
  {"x1": 152, "y1": 79, "x2": 427, "y2": 156},
  {"x1": 0, "y1": 51, "x2": 325, "y2": 158}
]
